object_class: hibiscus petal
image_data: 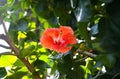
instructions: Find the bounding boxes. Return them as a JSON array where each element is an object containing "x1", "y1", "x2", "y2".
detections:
[
  {"x1": 62, "y1": 34, "x2": 77, "y2": 45},
  {"x1": 60, "y1": 26, "x2": 74, "y2": 35},
  {"x1": 52, "y1": 44, "x2": 72, "y2": 53},
  {"x1": 40, "y1": 35, "x2": 53, "y2": 49},
  {"x1": 40, "y1": 28, "x2": 59, "y2": 49},
  {"x1": 40, "y1": 26, "x2": 77, "y2": 54},
  {"x1": 43, "y1": 28, "x2": 60, "y2": 37}
]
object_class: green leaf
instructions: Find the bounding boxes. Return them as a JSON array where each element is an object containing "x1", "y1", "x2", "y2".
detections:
[
  {"x1": 100, "y1": 0, "x2": 113, "y2": 3},
  {"x1": 34, "y1": 59, "x2": 50, "y2": 70},
  {"x1": 21, "y1": 0, "x2": 30, "y2": 10},
  {"x1": 13, "y1": 59, "x2": 25, "y2": 67},
  {"x1": 50, "y1": 61, "x2": 57, "y2": 75},
  {"x1": 53, "y1": 0, "x2": 71, "y2": 17},
  {"x1": 20, "y1": 45, "x2": 35, "y2": 58},
  {"x1": 9, "y1": 18, "x2": 28, "y2": 32},
  {"x1": 97, "y1": 17, "x2": 108, "y2": 40},
  {"x1": 31, "y1": 0, "x2": 58, "y2": 26},
  {"x1": 5, "y1": 71, "x2": 28, "y2": 79},
  {"x1": 0, "y1": 55, "x2": 17, "y2": 66},
  {"x1": 74, "y1": 0, "x2": 92, "y2": 22},
  {"x1": 99, "y1": 0, "x2": 120, "y2": 53},
  {"x1": 78, "y1": 22, "x2": 92, "y2": 47},
  {"x1": 8, "y1": 30, "x2": 18, "y2": 44},
  {"x1": 17, "y1": 19, "x2": 28, "y2": 31},
  {"x1": 98, "y1": 54, "x2": 116, "y2": 68},
  {"x1": 0, "y1": 0, "x2": 7, "y2": 7},
  {"x1": 53, "y1": 0, "x2": 77, "y2": 29},
  {"x1": 26, "y1": 31, "x2": 37, "y2": 41},
  {"x1": 91, "y1": 24, "x2": 99, "y2": 36},
  {"x1": 0, "y1": 67, "x2": 7, "y2": 78}
]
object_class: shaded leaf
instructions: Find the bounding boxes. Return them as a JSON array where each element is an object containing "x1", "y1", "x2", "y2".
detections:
[
  {"x1": 0, "y1": 67, "x2": 7, "y2": 78},
  {"x1": 74, "y1": 0, "x2": 92, "y2": 22},
  {"x1": 98, "y1": 54, "x2": 116, "y2": 68},
  {"x1": 100, "y1": 0, "x2": 113, "y2": 3},
  {"x1": 9, "y1": 18, "x2": 28, "y2": 32},
  {"x1": 91, "y1": 23, "x2": 99, "y2": 36},
  {"x1": 26, "y1": 31, "x2": 37, "y2": 41},
  {"x1": 5, "y1": 71, "x2": 28, "y2": 79},
  {"x1": 53, "y1": 0, "x2": 77, "y2": 29},
  {"x1": 34, "y1": 59, "x2": 50, "y2": 70},
  {"x1": 20, "y1": 45, "x2": 35, "y2": 58},
  {"x1": 8, "y1": 30, "x2": 18, "y2": 44},
  {"x1": 99, "y1": 0, "x2": 120, "y2": 53},
  {"x1": 0, "y1": 0, "x2": 7, "y2": 7},
  {"x1": 17, "y1": 19, "x2": 28, "y2": 31},
  {"x1": 78, "y1": 22, "x2": 92, "y2": 47}
]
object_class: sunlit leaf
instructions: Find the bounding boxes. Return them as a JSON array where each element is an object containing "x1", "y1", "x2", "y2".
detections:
[
  {"x1": 13, "y1": 59, "x2": 25, "y2": 67},
  {"x1": 50, "y1": 62, "x2": 57, "y2": 75},
  {"x1": 0, "y1": 55, "x2": 17, "y2": 67}
]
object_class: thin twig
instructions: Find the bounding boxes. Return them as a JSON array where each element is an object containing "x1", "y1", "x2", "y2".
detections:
[
  {"x1": 0, "y1": 34, "x2": 6, "y2": 40},
  {"x1": 112, "y1": 72, "x2": 120, "y2": 79},
  {"x1": 0, "y1": 52, "x2": 14, "y2": 55},
  {"x1": 0, "y1": 44, "x2": 10, "y2": 49},
  {"x1": 75, "y1": 56, "x2": 88, "y2": 62},
  {"x1": 92, "y1": 70, "x2": 101, "y2": 79},
  {"x1": 0, "y1": 16, "x2": 19, "y2": 56},
  {"x1": 76, "y1": 50, "x2": 97, "y2": 58}
]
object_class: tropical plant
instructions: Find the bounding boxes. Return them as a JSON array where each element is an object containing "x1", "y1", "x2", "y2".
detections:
[{"x1": 0, "y1": 0, "x2": 120, "y2": 79}]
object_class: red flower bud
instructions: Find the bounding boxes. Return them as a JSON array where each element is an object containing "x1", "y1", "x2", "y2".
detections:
[{"x1": 40, "y1": 26, "x2": 77, "y2": 53}]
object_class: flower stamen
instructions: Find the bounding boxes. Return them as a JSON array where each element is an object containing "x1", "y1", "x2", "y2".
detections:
[{"x1": 56, "y1": 30, "x2": 63, "y2": 44}]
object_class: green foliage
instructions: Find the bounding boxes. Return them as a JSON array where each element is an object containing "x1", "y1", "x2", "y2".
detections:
[
  {"x1": 20, "y1": 45, "x2": 35, "y2": 58},
  {"x1": 0, "y1": 55, "x2": 17, "y2": 66},
  {"x1": 0, "y1": 67, "x2": 7, "y2": 78},
  {"x1": 0, "y1": 0, "x2": 120, "y2": 79}
]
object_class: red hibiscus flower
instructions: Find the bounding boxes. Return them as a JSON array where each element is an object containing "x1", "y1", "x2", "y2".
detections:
[{"x1": 40, "y1": 26, "x2": 77, "y2": 53}]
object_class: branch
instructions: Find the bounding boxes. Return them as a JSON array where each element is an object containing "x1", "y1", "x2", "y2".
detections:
[
  {"x1": 0, "y1": 16, "x2": 19, "y2": 56},
  {"x1": 0, "y1": 34, "x2": 6, "y2": 40},
  {"x1": 75, "y1": 56, "x2": 88, "y2": 62},
  {"x1": 92, "y1": 70, "x2": 102, "y2": 79},
  {"x1": 0, "y1": 44, "x2": 10, "y2": 49},
  {"x1": 0, "y1": 15, "x2": 41, "y2": 79},
  {"x1": 112, "y1": 72, "x2": 120, "y2": 79},
  {"x1": 20, "y1": 58, "x2": 41, "y2": 79},
  {"x1": 0, "y1": 52, "x2": 14, "y2": 55},
  {"x1": 76, "y1": 50, "x2": 97, "y2": 58}
]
